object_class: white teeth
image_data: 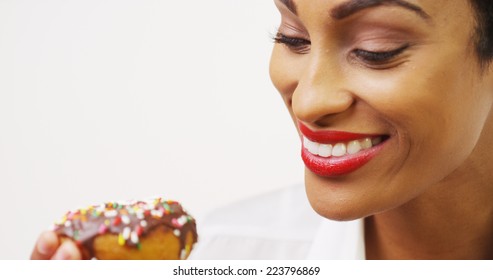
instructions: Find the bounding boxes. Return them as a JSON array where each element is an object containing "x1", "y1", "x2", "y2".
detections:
[
  {"x1": 361, "y1": 138, "x2": 372, "y2": 149},
  {"x1": 303, "y1": 136, "x2": 310, "y2": 149},
  {"x1": 372, "y1": 137, "x2": 383, "y2": 146},
  {"x1": 332, "y1": 143, "x2": 347, "y2": 157},
  {"x1": 347, "y1": 140, "x2": 361, "y2": 154},
  {"x1": 318, "y1": 144, "x2": 332, "y2": 157},
  {"x1": 304, "y1": 137, "x2": 319, "y2": 155},
  {"x1": 303, "y1": 135, "x2": 383, "y2": 157}
]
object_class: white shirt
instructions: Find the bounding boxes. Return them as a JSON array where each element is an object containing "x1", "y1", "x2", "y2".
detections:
[{"x1": 190, "y1": 185, "x2": 366, "y2": 259}]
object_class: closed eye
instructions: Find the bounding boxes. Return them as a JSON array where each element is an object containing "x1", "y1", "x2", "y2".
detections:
[
  {"x1": 273, "y1": 32, "x2": 311, "y2": 54},
  {"x1": 353, "y1": 44, "x2": 410, "y2": 64}
]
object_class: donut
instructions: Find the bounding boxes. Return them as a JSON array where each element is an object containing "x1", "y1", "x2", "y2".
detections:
[{"x1": 52, "y1": 198, "x2": 198, "y2": 260}]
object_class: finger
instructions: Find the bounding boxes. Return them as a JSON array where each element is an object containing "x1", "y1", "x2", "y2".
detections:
[
  {"x1": 30, "y1": 231, "x2": 59, "y2": 260},
  {"x1": 51, "y1": 240, "x2": 82, "y2": 260}
]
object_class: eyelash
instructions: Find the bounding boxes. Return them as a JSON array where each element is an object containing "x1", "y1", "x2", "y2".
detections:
[
  {"x1": 273, "y1": 33, "x2": 311, "y2": 54},
  {"x1": 352, "y1": 44, "x2": 409, "y2": 64},
  {"x1": 273, "y1": 32, "x2": 409, "y2": 66}
]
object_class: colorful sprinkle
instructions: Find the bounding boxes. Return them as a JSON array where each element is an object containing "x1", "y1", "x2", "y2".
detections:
[
  {"x1": 122, "y1": 227, "x2": 131, "y2": 240},
  {"x1": 104, "y1": 210, "x2": 117, "y2": 218},
  {"x1": 118, "y1": 234, "x2": 125, "y2": 246},
  {"x1": 113, "y1": 216, "x2": 122, "y2": 226},
  {"x1": 180, "y1": 249, "x2": 187, "y2": 260},
  {"x1": 52, "y1": 196, "x2": 198, "y2": 258},
  {"x1": 135, "y1": 226, "x2": 144, "y2": 236},
  {"x1": 130, "y1": 231, "x2": 139, "y2": 244},
  {"x1": 73, "y1": 230, "x2": 80, "y2": 240},
  {"x1": 151, "y1": 210, "x2": 163, "y2": 218},
  {"x1": 98, "y1": 224, "x2": 107, "y2": 234},
  {"x1": 163, "y1": 203, "x2": 171, "y2": 214},
  {"x1": 136, "y1": 210, "x2": 144, "y2": 220},
  {"x1": 121, "y1": 215, "x2": 130, "y2": 225},
  {"x1": 177, "y1": 215, "x2": 188, "y2": 226}
]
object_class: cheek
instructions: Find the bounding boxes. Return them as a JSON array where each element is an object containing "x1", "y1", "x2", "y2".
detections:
[
  {"x1": 352, "y1": 54, "x2": 489, "y2": 182},
  {"x1": 269, "y1": 45, "x2": 302, "y2": 105},
  {"x1": 304, "y1": 62, "x2": 491, "y2": 220}
]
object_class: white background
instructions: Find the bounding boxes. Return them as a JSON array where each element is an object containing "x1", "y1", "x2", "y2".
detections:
[{"x1": 0, "y1": 0, "x2": 303, "y2": 259}]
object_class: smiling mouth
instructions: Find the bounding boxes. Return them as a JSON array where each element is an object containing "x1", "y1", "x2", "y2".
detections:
[
  {"x1": 299, "y1": 122, "x2": 389, "y2": 177},
  {"x1": 303, "y1": 136, "x2": 384, "y2": 158}
]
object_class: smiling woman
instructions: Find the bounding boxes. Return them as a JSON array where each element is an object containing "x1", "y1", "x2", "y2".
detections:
[
  {"x1": 267, "y1": 0, "x2": 493, "y2": 259},
  {"x1": 192, "y1": 0, "x2": 493, "y2": 260},
  {"x1": 30, "y1": 0, "x2": 493, "y2": 260}
]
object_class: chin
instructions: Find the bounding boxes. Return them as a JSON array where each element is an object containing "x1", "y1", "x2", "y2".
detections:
[
  {"x1": 306, "y1": 195, "x2": 369, "y2": 222},
  {"x1": 303, "y1": 170, "x2": 398, "y2": 222}
]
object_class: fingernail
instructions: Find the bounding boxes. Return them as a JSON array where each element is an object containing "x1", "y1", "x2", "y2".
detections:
[
  {"x1": 37, "y1": 232, "x2": 56, "y2": 255},
  {"x1": 52, "y1": 242, "x2": 72, "y2": 260},
  {"x1": 37, "y1": 240, "x2": 50, "y2": 255}
]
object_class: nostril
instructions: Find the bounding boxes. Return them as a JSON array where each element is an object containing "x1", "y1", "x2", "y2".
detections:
[{"x1": 291, "y1": 85, "x2": 356, "y2": 125}]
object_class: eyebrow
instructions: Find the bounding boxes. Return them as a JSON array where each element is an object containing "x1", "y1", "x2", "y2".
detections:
[
  {"x1": 277, "y1": 0, "x2": 430, "y2": 21},
  {"x1": 330, "y1": 0, "x2": 430, "y2": 20}
]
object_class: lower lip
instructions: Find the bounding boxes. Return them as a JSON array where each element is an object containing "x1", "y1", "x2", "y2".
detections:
[{"x1": 301, "y1": 141, "x2": 386, "y2": 177}]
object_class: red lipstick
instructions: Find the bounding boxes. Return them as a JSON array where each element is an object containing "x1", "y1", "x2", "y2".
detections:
[
  {"x1": 299, "y1": 122, "x2": 386, "y2": 177},
  {"x1": 299, "y1": 122, "x2": 378, "y2": 144}
]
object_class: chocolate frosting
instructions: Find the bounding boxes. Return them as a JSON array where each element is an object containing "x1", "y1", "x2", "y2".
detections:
[{"x1": 52, "y1": 198, "x2": 198, "y2": 259}]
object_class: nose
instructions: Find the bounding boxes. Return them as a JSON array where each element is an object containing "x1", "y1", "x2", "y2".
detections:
[{"x1": 292, "y1": 52, "x2": 355, "y2": 127}]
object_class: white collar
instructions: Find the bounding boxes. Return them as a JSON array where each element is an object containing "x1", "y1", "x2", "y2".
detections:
[{"x1": 306, "y1": 218, "x2": 365, "y2": 259}]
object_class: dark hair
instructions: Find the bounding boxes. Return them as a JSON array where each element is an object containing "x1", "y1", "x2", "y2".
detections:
[{"x1": 469, "y1": 0, "x2": 493, "y2": 67}]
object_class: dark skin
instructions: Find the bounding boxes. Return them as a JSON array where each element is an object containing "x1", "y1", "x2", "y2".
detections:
[
  {"x1": 32, "y1": 0, "x2": 493, "y2": 259},
  {"x1": 270, "y1": 0, "x2": 493, "y2": 259},
  {"x1": 31, "y1": 231, "x2": 80, "y2": 260}
]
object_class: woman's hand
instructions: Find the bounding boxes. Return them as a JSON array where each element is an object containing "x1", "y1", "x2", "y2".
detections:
[{"x1": 30, "y1": 231, "x2": 81, "y2": 260}]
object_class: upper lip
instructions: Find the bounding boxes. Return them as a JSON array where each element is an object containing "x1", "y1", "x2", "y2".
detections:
[{"x1": 298, "y1": 122, "x2": 382, "y2": 144}]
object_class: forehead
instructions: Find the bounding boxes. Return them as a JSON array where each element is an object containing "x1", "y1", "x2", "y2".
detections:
[
  {"x1": 276, "y1": 0, "x2": 475, "y2": 32},
  {"x1": 276, "y1": 0, "x2": 472, "y2": 18}
]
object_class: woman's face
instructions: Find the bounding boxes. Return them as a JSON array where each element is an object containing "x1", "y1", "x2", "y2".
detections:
[{"x1": 270, "y1": 0, "x2": 493, "y2": 220}]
